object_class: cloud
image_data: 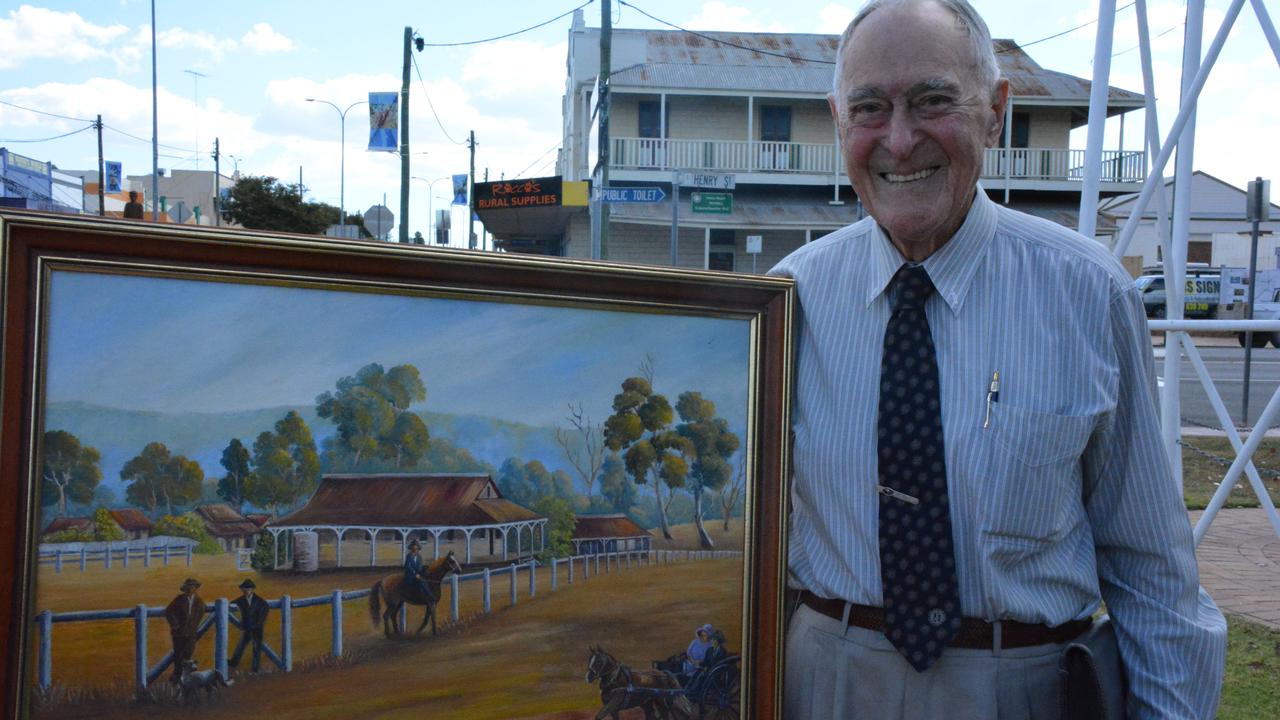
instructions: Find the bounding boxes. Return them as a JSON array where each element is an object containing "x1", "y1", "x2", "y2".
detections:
[
  {"x1": 816, "y1": 3, "x2": 855, "y2": 34},
  {"x1": 0, "y1": 5, "x2": 129, "y2": 69},
  {"x1": 241, "y1": 23, "x2": 295, "y2": 54},
  {"x1": 682, "y1": 1, "x2": 788, "y2": 32},
  {"x1": 155, "y1": 27, "x2": 238, "y2": 62}
]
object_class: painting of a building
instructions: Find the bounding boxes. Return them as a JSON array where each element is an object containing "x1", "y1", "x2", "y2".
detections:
[{"x1": 570, "y1": 514, "x2": 652, "y2": 555}]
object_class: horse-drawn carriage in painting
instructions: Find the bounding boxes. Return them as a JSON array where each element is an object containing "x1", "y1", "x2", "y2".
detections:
[
  {"x1": 651, "y1": 645, "x2": 742, "y2": 720},
  {"x1": 585, "y1": 641, "x2": 741, "y2": 720}
]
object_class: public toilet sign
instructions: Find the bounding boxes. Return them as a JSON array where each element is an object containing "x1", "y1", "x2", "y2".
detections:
[
  {"x1": 679, "y1": 172, "x2": 736, "y2": 190},
  {"x1": 597, "y1": 186, "x2": 666, "y2": 204},
  {"x1": 691, "y1": 192, "x2": 733, "y2": 214}
]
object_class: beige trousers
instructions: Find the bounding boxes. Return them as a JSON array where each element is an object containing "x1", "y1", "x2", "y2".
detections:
[{"x1": 784, "y1": 604, "x2": 1064, "y2": 720}]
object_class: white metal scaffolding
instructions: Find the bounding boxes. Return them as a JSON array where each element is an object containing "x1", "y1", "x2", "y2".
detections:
[{"x1": 1079, "y1": 0, "x2": 1280, "y2": 543}]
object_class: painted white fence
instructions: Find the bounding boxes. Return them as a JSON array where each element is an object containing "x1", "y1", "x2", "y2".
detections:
[
  {"x1": 32, "y1": 548, "x2": 743, "y2": 692},
  {"x1": 37, "y1": 538, "x2": 196, "y2": 573}
]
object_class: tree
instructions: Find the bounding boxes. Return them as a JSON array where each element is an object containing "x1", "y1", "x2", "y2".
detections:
[
  {"x1": 597, "y1": 452, "x2": 636, "y2": 513},
  {"x1": 121, "y1": 442, "x2": 203, "y2": 518},
  {"x1": 316, "y1": 363, "x2": 428, "y2": 470},
  {"x1": 41, "y1": 430, "x2": 102, "y2": 517},
  {"x1": 153, "y1": 513, "x2": 222, "y2": 554},
  {"x1": 720, "y1": 454, "x2": 746, "y2": 533},
  {"x1": 221, "y1": 175, "x2": 368, "y2": 235},
  {"x1": 534, "y1": 496, "x2": 578, "y2": 560},
  {"x1": 91, "y1": 507, "x2": 126, "y2": 542},
  {"x1": 555, "y1": 403, "x2": 606, "y2": 499},
  {"x1": 497, "y1": 457, "x2": 574, "y2": 509},
  {"x1": 675, "y1": 392, "x2": 740, "y2": 549},
  {"x1": 246, "y1": 411, "x2": 320, "y2": 518},
  {"x1": 603, "y1": 376, "x2": 686, "y2": 539},
  {"x1": 217, "y1": 438, "x2": 253, "y2": 514}
]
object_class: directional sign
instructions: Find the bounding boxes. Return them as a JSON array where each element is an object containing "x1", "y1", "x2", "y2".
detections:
[
  {"x1": 597, "y1": 186, "x2": 666, "y2": 204},
  {"x1": 691, "y1": 192, "x2": 732, "y2": 214},
  {"x1": 679, "y1": 172, "x2": 735, "y2": 190}
]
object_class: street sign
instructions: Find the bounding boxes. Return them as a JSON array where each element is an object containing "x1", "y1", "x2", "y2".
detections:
[
  {"x1": 746, "y1": 235, "x2": 762, "y2": 254},
  {"x1": 363, "y1": 204, "x2": 394, "y2": 239},
  {"x1": 1247, "y1": 178, "x2": 1271, "y2": 222},
  {"x1": 678, "y1": 172, "x2": 736, "y2": 190},
  {"x1": 597, "y1": 186, "x2": 666, "y2": 203},
  {"x1": 691, "y1": 192, "x2": 732, "y2": 214}
]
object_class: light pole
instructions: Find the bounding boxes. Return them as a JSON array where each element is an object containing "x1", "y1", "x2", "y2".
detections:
[
  {"x1": 414, "y1": 176, "x2": 452, "y2": 244},
  {"x1": 307, "y1": 98, "x2": 366, "y2": 236}
]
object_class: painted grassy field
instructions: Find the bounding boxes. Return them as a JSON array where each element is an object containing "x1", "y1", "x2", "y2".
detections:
[{"x1": 28, "y1": 549, "x2": 744, "y2": 719}]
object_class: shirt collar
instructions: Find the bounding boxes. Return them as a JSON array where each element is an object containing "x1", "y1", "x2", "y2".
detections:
[{"x1": 862, "y1": 187, "x2": 998, "y2": 315}]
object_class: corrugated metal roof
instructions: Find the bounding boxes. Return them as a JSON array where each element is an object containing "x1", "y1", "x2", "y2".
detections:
[
  {"x1": 109, "y1": 508, "x2": 153, "y2": 531},
  {"x1": 598, "y1": 29, "x2": 1141, "y2": 105},
  {"x1": 273, "y1": 474, "x2": 543, "y2": 527},
  {"x1": 43, "y1": 517, "x2": 92, "y2": 535},
  {"x1": 572, "y1": 514, "x2": 650, "y2": 540}
]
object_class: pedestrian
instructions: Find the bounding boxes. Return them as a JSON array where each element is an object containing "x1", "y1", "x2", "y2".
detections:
[
  {"x1": 771, "y1": 1, "x2": 1226, "y2": 717},
  {"x1": 164, "y1": 577, "x2": 207, "y2": 684},
  {"x1": 123, "y1": 190, "x2": 145, "y2": 219},
  {"x1": 229, "y1": 578, "x2": 270, "y2": 673}
]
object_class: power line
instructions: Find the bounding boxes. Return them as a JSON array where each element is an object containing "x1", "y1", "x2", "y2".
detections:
[
  {"x1": 1113, "y1": 23, "x2": 1183, "y2": 58},
  {"x1": 0, "y1": 98, "x2": 95, "y2": 123},
  {"x1": 419, "y1": 1, "x2": 593, "y2": 47},
  {"x1": 102, "y1": 124, "x2": 197, "y2": 154},
  {"x1": 618, "y1": 0, "x2": 834, "y2": 64},
  {"x1": 1001, "y1": 1, "x2": 1137, "y2": 53},
  {"x1": 410, "y1": 52, "x2": 466, "y2": 146},
  {"x1": 514, "y1": 139, "x2": 564, "y2": 178},
  {"x1": 0, "y1": 125, "x2": 95, "y2": 143}
]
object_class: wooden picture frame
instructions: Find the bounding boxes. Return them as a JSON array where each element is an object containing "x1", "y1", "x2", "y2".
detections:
[{"x1": 0, "y1": 210, "x2": 793, "y2": 719}]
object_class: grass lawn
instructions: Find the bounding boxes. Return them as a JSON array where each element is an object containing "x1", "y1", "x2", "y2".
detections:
[
  {"x1": 1179, "y1": 436, "x2": 1280, "y2": 509},
  {"x1": 1220, "y1": 617, "x2": 1280, "y2": 719}
]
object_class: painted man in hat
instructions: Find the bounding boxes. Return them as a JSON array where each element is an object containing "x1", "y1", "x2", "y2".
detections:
[
  {"x1": 164, "y1": 577, "x2": 207, "y2": 683},
  {"x1": 229, "y1": 578, "x2": 271, "y2": 673},
  {"x1": 403, "y1": 539, "x2": 432, "y2": 600}
]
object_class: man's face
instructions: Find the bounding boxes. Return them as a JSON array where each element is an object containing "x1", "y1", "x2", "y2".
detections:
[{"x1": 830, "y1": 1, "x2": 1008, "y2": 257}]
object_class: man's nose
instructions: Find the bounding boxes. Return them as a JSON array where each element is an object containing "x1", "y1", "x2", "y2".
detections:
[{"x1": 882, "y1": 106, "x2": 920, "y2": 158}]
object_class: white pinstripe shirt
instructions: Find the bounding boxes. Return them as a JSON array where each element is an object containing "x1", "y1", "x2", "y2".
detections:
[{"x1": 770, "y1": 190, "x2": 1226, "y2": 719}]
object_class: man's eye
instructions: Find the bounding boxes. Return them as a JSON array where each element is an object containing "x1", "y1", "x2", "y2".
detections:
[{"x1": 918, "y1": 95, "x2": 954, "y2": 110}]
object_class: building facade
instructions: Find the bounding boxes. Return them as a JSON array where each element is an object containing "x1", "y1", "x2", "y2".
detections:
[{"x1": 553, "y1": 11, "x2": 1146, "y2": 272}]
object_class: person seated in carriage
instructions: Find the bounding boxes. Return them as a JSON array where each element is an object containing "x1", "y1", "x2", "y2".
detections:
[
  {"x1": 683, "y1": 623, "x2": 715, "y2": 676},
  {"x1": 703, "y1": 628, "x2": 729, "y2": 668}
]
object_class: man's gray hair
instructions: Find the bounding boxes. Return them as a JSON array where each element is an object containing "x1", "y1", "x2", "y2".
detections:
[{"x1": 831, "y1": 0, "x2": 1001, "y2": 100}]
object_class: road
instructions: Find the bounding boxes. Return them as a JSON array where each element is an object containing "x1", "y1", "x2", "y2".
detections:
[{"x1": 1155, "y1": 343, "x2": 1280, "y2": 430}]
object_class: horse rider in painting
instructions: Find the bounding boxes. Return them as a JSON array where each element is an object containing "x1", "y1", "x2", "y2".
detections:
[{"x1": 403, "y1": 539, "x2": 433, "y2": 601}]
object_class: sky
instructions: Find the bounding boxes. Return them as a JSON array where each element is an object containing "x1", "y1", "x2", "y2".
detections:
[
  {"x1": 41, "y1": 269, "x2": 752, "y2": 428},
  {"x1": 1, "y1": 0, "x2": 1277, "y2": 240}
]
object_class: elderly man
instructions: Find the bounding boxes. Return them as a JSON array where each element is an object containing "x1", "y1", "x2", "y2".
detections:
[{"x1": 770, "y1": 1, "x2": 1226, "y2": 717}]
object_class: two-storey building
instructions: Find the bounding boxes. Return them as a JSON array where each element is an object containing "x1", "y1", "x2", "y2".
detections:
[{"x1": 551, "y1": 10, "x2": 1146, "y2": 272}]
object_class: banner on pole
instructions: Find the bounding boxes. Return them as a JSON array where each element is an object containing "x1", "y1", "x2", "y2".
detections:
[
  {"x1": 104, "y1": 161, "x2": 122, "y2": 193},
  {"x1": 368, "y1": 92, "x2": 399, "y2": 152},
  {"x1": 452, "y1": 174, "x2": 468, "y2": 205}
]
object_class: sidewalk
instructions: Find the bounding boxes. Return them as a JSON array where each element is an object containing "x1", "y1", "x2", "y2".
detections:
[{"x1": 1190, "y1": 509, "x2": 1280, "y2": 630}]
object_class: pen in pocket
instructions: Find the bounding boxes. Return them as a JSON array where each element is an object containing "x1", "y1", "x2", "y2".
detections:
[{"x1": 983, "y1": 370, "x2": 1000, "y2": 429}]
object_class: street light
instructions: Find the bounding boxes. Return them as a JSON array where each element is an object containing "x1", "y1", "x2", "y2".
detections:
[
  {"x1": 414, "y1": 175, "x2": 453, "y2": 245},
  {"x1": 307, "y1": 98, "x2": 367, "y2": 236}
]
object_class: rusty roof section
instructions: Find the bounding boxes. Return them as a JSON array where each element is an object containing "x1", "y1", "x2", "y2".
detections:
[
  {"x1": 108, "y1": 508, "x2": 153, "y2": 531},
  {"x1": 572, "y1": 514, "x2": 650, "y2": 540},
  {"x1": 195, "y1": 504, "x2": 261, "y2": 538},
  {"x1": 42, "y1": 517, "x2": 92, "y2": 535},
  {"x1": 273, "y1": 474, "x2": 544, "y2": 527}
]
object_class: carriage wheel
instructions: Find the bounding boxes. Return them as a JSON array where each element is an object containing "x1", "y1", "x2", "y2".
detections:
[{"x1": 698, "y1": 664, "x2": 741, "y2": 719}]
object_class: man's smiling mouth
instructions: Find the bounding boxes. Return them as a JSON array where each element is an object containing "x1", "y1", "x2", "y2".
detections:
[{"x1": 881, "y1": 167, "x2": 940, "y2": 183}]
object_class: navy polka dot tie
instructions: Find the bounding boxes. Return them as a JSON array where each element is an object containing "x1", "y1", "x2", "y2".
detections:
[{"x1": 877, "y1": 264, "x2": 961, "y2": 672}]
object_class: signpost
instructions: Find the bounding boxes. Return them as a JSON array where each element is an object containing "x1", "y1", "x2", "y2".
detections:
[
  {"x1": 691, "y1": 192, "x2": 732, "y2": 214},
  {"x1": 746, "y1": 234, "x2": 762, "y2": 273},
  {"x1": 1243, "y1": 177, "x2": 1272, "y2": 423},
  {"x1": 679, "y1": 172, "x2": 736, "y2": 190}
]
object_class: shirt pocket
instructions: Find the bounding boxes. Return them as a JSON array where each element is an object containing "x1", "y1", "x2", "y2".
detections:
[{"x1": 980, "y1": 402, "x2": 1095, "y2": 542}]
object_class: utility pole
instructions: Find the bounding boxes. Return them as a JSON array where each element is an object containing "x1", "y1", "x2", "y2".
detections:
[
  {"x1": 95, "y1": 114, "x2": 105, "y2": 217},
  {"x1": 468, "y1": 131, "x2": 477, "y2": 249},
  {"x1": 1243, "y1": 177, "x2": 1272, "y2": 424},
  {"x1": 212, "y1": 137, "x2": 221, "y2": 226},
  {"x1": 150, "y1": 0, "x2": 159, "y2": 222},
  {"x1": 399, "y1": 26, "x2": 413, "y2": 244},
  {"x1": 598, "y1": 0, "x2": 612, "y2": 258}
]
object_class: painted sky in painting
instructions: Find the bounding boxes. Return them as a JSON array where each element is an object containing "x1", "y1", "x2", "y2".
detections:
[{"x1": 43, "y1": 270, "x2": 751, "y2": 428}]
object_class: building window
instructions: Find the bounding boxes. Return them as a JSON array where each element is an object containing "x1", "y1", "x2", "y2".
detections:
[
  {"x1": 1009, "y1": 112, "x2": 1030, "y2": 148},
  {"x1": 760, "y1": 106, "x2": 791, "y2": 142},
  {"x1": 710, "y1": 228, "x2": 735, "y2": 246},
  {"x1": 1188, "y1": 241, "x2": 1212, "y2": 265},
  {"x1": 709, "y1": 251, "x2": 735, "y2": 271},
  {"x1": 638, "y1": 101, "x2": 664, "y2": 139}
]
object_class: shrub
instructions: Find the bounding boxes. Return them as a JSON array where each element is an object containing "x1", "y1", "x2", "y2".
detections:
[
  {"x1": 91, "y1": 508, "x2": 126, "y2": 542},
  {"x1": 153, "y1": 513, "x2": 222, "y2": 555}
]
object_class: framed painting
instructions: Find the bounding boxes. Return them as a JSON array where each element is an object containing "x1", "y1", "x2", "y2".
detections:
[{"x1": 0, "y1": 210, "x2": 794, "y2": 719}]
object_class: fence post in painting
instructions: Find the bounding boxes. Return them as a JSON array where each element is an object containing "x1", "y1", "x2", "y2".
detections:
[
  {"x1": 105, "y1": 542, "x2": 112, "y2": 568},
  {"x1": 330, "y1": 590, "x2": 343, "y2": 658},
  {"x1": 595, "y1": 553, "x2": 601, "y2": 576},
  {"x1": 80, "y1": 547, "x2": 87, "y2": 571},
  {"x1": 482, "y1": 568, "x2": 492, "y2": 614},
  {"x1": 134, "y1": 604, "x2": 148, "y2": 690},
  {"x1": 568, "y1": 556, "x2": 575, "y2": 584},
  {"x1": 528, "y1": 561, "x2": 536, "y2": 598},
  {"x1": 186, "y1": 545, "x2": 193, "y2": 566},
  {"x1": 163, "y1": 544, "x2": 170, "y2": 566},
  {"x1": 509, "y1": 565, "x2": 518, "y2": 607},
  {"x1": 400, "y1": 603, "x2": 407, "y2": 630},
  {"x1": 54, "y1": 551, "x2": 62, "y2": 574},
  {"x1": 37, "y1": 610, "x2": 52, "y2": 691},
  {"x1": 281, "y1": 595, "x2": 293, "y2": 671},
  {"x1": 550, "y1": 558, "x2": 558, "y2": 591},
  {"x1": 449, "y1": 575, "x2": 459, "y2": 622},
  {"x1": 214, "y1": 598, "x2": 229, "y2": 679}
]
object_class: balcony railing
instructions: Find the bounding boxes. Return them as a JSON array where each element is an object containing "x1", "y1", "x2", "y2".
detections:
[{"x1": 610, "y1": 137, "x2": 1146, "y2": 185}]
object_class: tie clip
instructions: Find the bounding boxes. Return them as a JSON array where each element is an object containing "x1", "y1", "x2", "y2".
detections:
[{"x1": 876, "y1": 484, "x2": 919, "y2": 505}]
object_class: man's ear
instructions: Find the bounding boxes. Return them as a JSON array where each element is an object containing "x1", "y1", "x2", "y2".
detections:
[{"x1": 987, "y1": 79, "x2": 1011, "y2": 147}]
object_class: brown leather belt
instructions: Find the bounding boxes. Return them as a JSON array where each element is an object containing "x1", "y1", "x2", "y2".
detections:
[{"x1": 800, "y1": 591, "x2": 1091, "y2": 650}]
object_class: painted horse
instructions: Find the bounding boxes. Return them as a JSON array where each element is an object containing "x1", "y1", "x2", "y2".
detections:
[
  {"x1": 368, "y1": 550, "x2": 463, "y2": 637},
  {"x1": 585, "y1": 645, "x2": 693, "y2": 720}
]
